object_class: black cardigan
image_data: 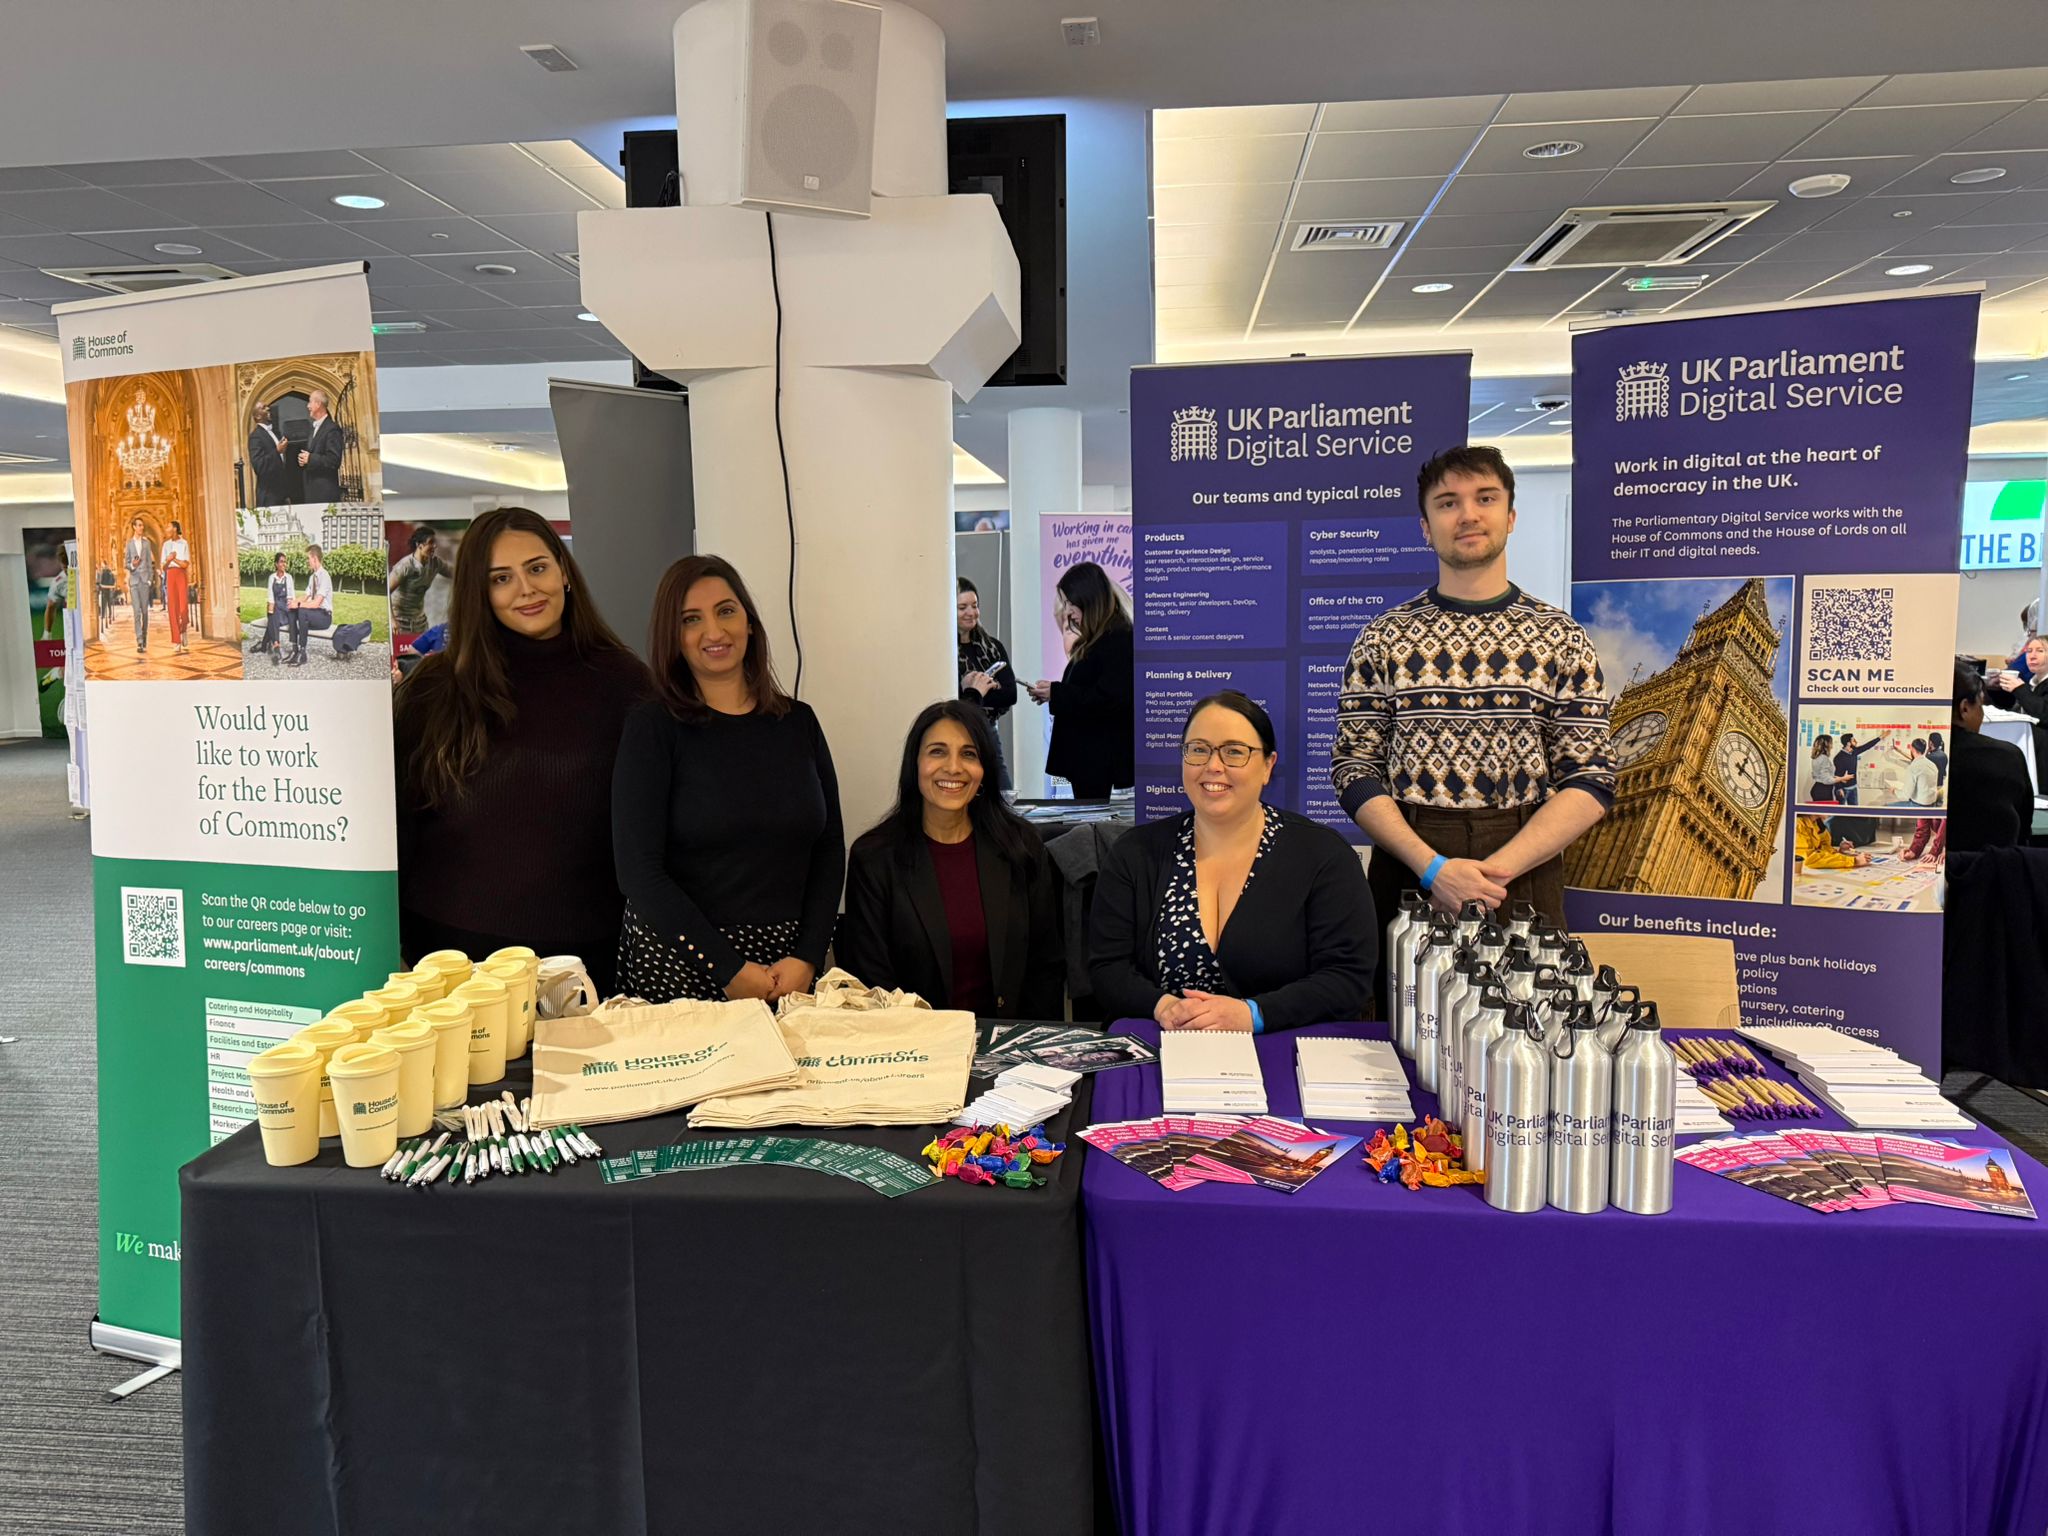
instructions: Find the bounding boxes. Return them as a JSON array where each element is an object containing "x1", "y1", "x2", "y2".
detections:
[
  {"x1": 1046, "y1": 627, "x2": 1134, "y2": 795},
  {"x1": 837, "y1": 829, "x2": 1066, "y2": 1019},
  {"x1": 1087, "y1": 808, "x2": 1377, "y2": 1031}
]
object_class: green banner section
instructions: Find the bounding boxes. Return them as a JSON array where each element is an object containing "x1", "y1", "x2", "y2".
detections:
[{"x1": 94, "y1": 854, "x2": 398, "y2": 1339}]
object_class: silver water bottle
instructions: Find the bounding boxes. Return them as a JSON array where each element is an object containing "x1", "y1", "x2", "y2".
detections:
[
  {"x1": 1476, "y1": 920, "x2": 1508, "y2": 972},
  {"x1": 1591, "y1": 969, "x2": 1640, "y2": 1053},
  {"x1": 1483, "y1": 1000, "x2": 1550, "y2": 1213},
  {"x1": 1435, "y1": 951, "x2": 1479, "y2": 1129},
  {"x1": 1413, "y1": 916, "x2": 1458, "y2": 1093},
  {"x1": 1611, "y1": 1001, "x2": 1677, "y2": 1215},
  {"x1": 1384, "y1": 891, "x2": 1427, "y2": 1027},
  {"x1": 1444, "y1": 964, "x2": 1498, "y2": 1136},
  {"x1": 1391, "y1": 901, "x2": 1431, "y2": 1058},
  {"x1": 1460, "y1": 983, "x2": 1510, "y2": 1174},
  {"x1": 1456, "y1": 898, "x2": 1487, "y2": 949},
  {"x1": 1560, "y1": 942, "x2": 1596, "y2": 1006},
  {"x1": 1548, "y1": 1002, "x2": 1612, "y2": 1214},
  {"x1": 1505, "y1": 900, "x2": 1537, "y2": 941}
]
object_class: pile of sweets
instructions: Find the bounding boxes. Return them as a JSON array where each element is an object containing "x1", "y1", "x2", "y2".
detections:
[
  {"x1": 1362, "y1": 1117, "x2": 1484, "y2": 1190},
  {"x1": 923, "y1": 1124, "x2": 1066, "y2": 1189}
]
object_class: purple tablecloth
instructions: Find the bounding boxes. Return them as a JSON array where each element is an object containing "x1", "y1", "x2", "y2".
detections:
[{"x1": 1083, "y1": 1020, "x2": 2048, "y2": 1536}]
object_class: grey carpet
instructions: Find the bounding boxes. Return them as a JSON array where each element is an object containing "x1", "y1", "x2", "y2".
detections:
[{"x1": 0, "y1": 739, "x2": 184, "y2": 1536}]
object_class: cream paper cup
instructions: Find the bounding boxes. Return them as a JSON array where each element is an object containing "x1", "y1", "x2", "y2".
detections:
[
  {"x1": 369, "y1": 1020, "x2": 437, "y2": 1137},
  {"x1": 389, "y1": 967, "x2": 447, "y2": 1005},
  {"x1": 245, "y1": 1042, "x2": 323, "y2": 1167},
  {"x1": 291, "y1": 1020, "x2": 358, "y2": 1138},
  {"x1": 481, "y1": 950, "x2": 538, "y2": 1060},
  {"x1": 418, "y1": 949, "x2": 474, "y2": 992},
  {"x1": 363, "y1": 981, "x2": 422, "y2": 1032},
  {"x1": 327, "y1": 1042, "x2": 403, "y2": 1168},
  {"x1": 536, "y1": 955, "x2": 596, "y2": 1019},
  {"x1": 325, "y1": 999, "x2": 389, "y2": 1045},
  {"x1": 453, "y1": 973, "x2": 510, "y2": 1085},
  {"x1": 416, "y1": 999, "x2": 476, "y2": 1112}
]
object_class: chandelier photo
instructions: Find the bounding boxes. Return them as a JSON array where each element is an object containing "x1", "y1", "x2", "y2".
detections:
[{"x1": 116, "y1": 388, "x2": 172, "y2": 484}]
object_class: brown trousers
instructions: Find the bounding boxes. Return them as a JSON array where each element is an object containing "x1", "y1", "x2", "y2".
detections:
[{"x1": 1365, "y1": 802, "x2": 1566, "y2": 1016}]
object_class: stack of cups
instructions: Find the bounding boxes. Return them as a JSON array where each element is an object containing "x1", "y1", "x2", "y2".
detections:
[
  {"x1": 417, "y1": 950, "x2": 474, "y2": 998},
  {"x1": 414, "y1": 997, "x2": 476, "y2": 1113},
  {"x1": 453, "y1": 972, "x2": 510, "y2": 1086},
  {"x1": 389, "y1": 966, "x2": 448, "y2": 1005},
  {"x1": 482, "y1": 947, "x2": 539, "y2": 1061},
  {"x1": 291, "y1": 1019, "x2": 357, "y2": 1138},
  {"x1": 326, "y1": 1042, "x2": 402, "y2": 1168},
  {"x1": 362, "y1": 979, "x2": 421, "y2": 1034},
  {"x1": 245, "y1": 1042, "x2": 324, "y2": 1167},
  {"x1": 325, "y1": 999, "x2": 388, "y2": 1044},
  {"x1": 537, "y1": 955, "x2": 596, "y2": 1020},
  {"x1": 369, "y1": 1019, "x2": 438, "y2": 1137}
]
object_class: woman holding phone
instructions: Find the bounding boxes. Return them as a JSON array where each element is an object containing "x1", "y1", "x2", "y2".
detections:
[{"x1": 957, "y1": 576, "x2": 1017, "y2": 790}]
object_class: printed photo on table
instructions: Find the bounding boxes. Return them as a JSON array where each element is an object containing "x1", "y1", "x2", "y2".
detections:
[
  {"x1": 232, "y1": 350, "x2": 382, "y2": 512},
  {"x1": 1791, "y1": 813, "x2": 1945, "y2": 913},
  {"x1": 1568, "y1": 575, "x2": 1794, "y2": 903},
  {"x1": 1794, "y1": 706, "x2": 1949, "y2": 811},
  {"x1": 68, "y1": 367, "x2": 243, "y2": 682}
]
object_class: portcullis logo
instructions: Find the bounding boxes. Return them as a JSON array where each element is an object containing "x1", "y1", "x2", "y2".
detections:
[
  {"x1": 1169, "y1": 405, "x2": 1218, "y2": 462},
  {"x1": 71, "y1": 336, "x2": 86, "y2": 362},
  {"x1": 1615, "y1": 361, "x2": 1669, "y2": 422}
]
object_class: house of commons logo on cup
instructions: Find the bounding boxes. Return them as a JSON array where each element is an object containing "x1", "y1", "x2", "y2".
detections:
[
  {"x1": 1169, "y1": 404, "x2": 1219, "y2": 462},
  {"x1": 1615, "y1": 361, "x2": 1670, "y2": 422}
]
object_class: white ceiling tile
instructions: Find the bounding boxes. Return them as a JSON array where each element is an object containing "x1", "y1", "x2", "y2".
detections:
[
  {"x1": 1432, "y1": 169, "x2": 1607, "y2": 216},
  {"x1": 1622, "y1": 112, "x2": 1837, "y2": 169},
  {"x1": 124, "y1": 180, "x2": 322, "y2": 227},
  {"x1": 365, "y1": 283, "x2": 514, "y2": 311},
  {"x1": 1153, "y1": 222, "x2": 1279, "y2": 260},
  {"x1": 472, "y1": 212, "x2": 584, "y2": 256},
  {"x1": 1155, "y1": 281, "x2": 1262, "y2": 311},
  {"x1": 0, "y1": 186, "x2": 174, "y2": 232},
  {"x1": 357, "y1": 144, "x2": 540, "y2": 177},
  {"x1": 1499, "y1": 86, "x2": 1690, "y2": 124},
  {"x1": 472, "y1": 280, "x2": 587, "y2": 308},
  {"x1": 2015, "y1": 230, "x2": 2048, "y2": 253},
  {"x1": 1302, "y1": 127, "x2": 1477, "y2": 181},
  {"x1": 1249, "y1": 318, "x2": 1354, "y2": 333},
  {"x1": 1351, "y1": 296, "x2": 1466, "y2": 325},
  {"x1": 1949, "y1": 252, "x2": 2048, "y2": 280},
  {"x1": 1814, "y1": 191, "x2": 2001, "y2": 229},
  {"x1": 0, "y1": 168, "x2": 86, "y2": 193},
  {"x1": 222, "y1": 223, "x2": 398, "y2": 262},
  {"x1": 1261, "y1": 250, "x2": 1394, "y2": 306},
  {"x1": 257, "y1": 174, "x2": 457, "y2": 222},
  {"x1": 1791, "y1": 103, "x2": 2020, "y2": 161},
  {"x1": 1734, "y1": 157, "x2": 1919, "y2": 204},
  {"x1": 1957, "y1": 100, "x2": 2048, "y2": 155},
  {"x1": 1882, "y1": 151, "x2": 2048, "y2": 199},
  {"x1": 394, "y1": 167, "x2": 601, "y2": 218},
  {"x1": 0, "y1": 267, "x2": 105, "y2": 300},
  {"x1": 201, "y1": 150, "x2": 379, "y2": 180},
  {"x1": 1318, "y1": 96, "x2": 1505, "y2": 132},
  {"x1": 59, "y1": 159, "x2": 231, "y2": 187},
  {"x1": 519, "y1": 140, "x2": 607, "y2": 171},
  {"x1": 1153, "y1": 182, "x2": 1292, "y2": 226},
  {"x1": 1288, "y1": 177, "x2": 1439, "y2": 221},
  {"x1": 1389, "y1": 243, "x2": 1530, "y2": 277},
  {"x1": 1155, "y1": 104, "x2": 1317, "y2": 140},
  {"x1": 1884, "y1": 224, "x2": 2036, "y2": 257},
  {"x1": 1675, "y1": 78, "x2": 1885, "y2": 116},
  {"x1": 555, "y1": 167, "x2": 626, "y2": 210},
  {"x1": 1589, "y1": 163, "x2": 1771, "y2": 204},
  {"x1": 1155, "y1": 304, "x2": 1256, "y2": 331},
  {"x1": 1462, "y1": 118, "x2": 1656, "y2": 175},
  {"x1": 0, "y1": 232, "x2": 133, "y2": 268},
  {"x1": 1154, "y1": 134, "x2": 1306, "y2": 188},
  {"x1": 1405, "y1": 209, "x2": 1559, "y2": 250},
  {"x1": 1697, "y1": 232, "x2": 1797, "y2": 262},
  {"x1": 417, "y1": 306, "x2": 557, "y2": 333},
  {"x1": 1950, "y1": 190, "x2": 2048, "y2": 226},
  {"x1": 1156, "y1": 252, "x2": 1267, "y2": 288},
  {"x1": 0, "y1": 212, "x2": 53, "y2": 239},
  {"x1": 1756, "y1": 227, "x2": 1910, "y2": 264},
  {"x1": 1861, "y1": 68, "x2": 2048, "y2": 107},
  {"x1": 346, "y1": 216, "x2": 521, "y2": 256},
  {"x1": 78, "y1": 228, "x2": 274, "y2": 265},
  {"x1": 410, "y1": 250, "x2": 572, "y2": 283}
]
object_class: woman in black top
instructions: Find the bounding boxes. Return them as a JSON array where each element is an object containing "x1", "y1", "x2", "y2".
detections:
[
  {"x1": 957, "y1": 577, "x2": 1017, "y2": 790},
  {"x1": 839, "y1": 701, "x2": 1064, "y2": 1018},
  {"x1": 393, "y1": 507, "x2": 651, "y2": 994},
  {"x1": 1028, "y1": 560, "x2": 1134, "y2": 797},
  {"x1": 613, "y1": 554, "x2": 844, "y2": 1004},
  {"x1": 1090, "y1": 691, "x2": 1375, "y2": 1031}
]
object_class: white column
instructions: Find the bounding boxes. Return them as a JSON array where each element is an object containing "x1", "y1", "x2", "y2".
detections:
[{"x1": 1006, "y1": 405, "x2": 1083, "y2": 798}]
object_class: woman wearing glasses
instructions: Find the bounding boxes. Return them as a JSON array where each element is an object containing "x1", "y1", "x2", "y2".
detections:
[{"x1": 1088, "y1": 690, "x2": 1375, "y2": 1031}]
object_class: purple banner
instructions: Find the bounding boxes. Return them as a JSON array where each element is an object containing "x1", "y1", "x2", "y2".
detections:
[
  {"x1": 1567, "y1": 294, "x2": 1978, "y2": 1072},
  {"x1": 1131, "y1": 355, "x2": 1472, "y2": 839}
]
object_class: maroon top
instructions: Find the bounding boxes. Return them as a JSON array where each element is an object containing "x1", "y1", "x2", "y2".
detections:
[{"x1": 925, "y1": 833, "x2": 993, "y2": 1013}]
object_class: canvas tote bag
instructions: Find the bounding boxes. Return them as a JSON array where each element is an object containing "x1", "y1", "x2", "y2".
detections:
[{"x1": 529, "y1": 996, "x2": 799, "y2": 1129}]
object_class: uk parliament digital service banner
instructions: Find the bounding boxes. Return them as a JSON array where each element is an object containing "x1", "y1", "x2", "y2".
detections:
[
  {"x1": 1130, "y1": 355, "x2": 1472, "y2": 839},
  {"x1": 56, "y1": 263, "x2": 399, "y2": 1345},
  {"x1": 1566, "y1": 292, "x2": 1978, "y2": 1073}
]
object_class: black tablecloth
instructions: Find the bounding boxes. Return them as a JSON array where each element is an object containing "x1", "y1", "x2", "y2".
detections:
[
  {"x1": 182, "y1": 1046, "x2": 1099, "y2": 1536},
  {"x1": 1945, "y1": 845, "x2": 2048, "y2": 1086}
]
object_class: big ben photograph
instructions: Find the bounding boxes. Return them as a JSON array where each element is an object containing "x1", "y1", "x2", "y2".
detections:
[{"x1": 1568, "y1": 576, "x2": 1794, "y2": 903}]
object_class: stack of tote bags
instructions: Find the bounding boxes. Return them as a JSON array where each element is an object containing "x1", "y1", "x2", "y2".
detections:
[{"x1": 529, "y1": 996, "x2": 799, "y2": 1129}]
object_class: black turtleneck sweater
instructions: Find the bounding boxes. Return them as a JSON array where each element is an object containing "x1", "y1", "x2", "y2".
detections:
[{"x1": 395, "y1": 629, "x2": 651, "y2": 988}]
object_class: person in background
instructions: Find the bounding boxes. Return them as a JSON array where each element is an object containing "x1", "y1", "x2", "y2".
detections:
[
  {"x1": 284, "y1": 544, "x2": 333, "y2": 668},
  {"x1": 123, "y1": 516, "x2": 154, "y2": 653},
  {"x1": 1806, "y1": 734, "x2": 1838, "y2": 804},
  {"x1": 255, "y1": 552, "x2": 294, "y2": 664},
  {"x1": 1833, "y1": 732, "x2": 1883, "y2": 807},
  {"x1": 1331, "y1": 444, "x2": 1612, "y2": 946},
  {"x1": 1988, "y1": 636, "x2": 2048, "y2": 773},
  {"x1": 1090, "y1": 690, "x2": 1374, "y2": 1031},
  {"x1": 1027, "y1": 560, "x2": 1134, "y2": 798},
  {"x1": 388, "y1": 525, "x2": 454, "y2": 636},
  {"x1": 160, "y1": 519, "x2": 191, "y2": 655},
  {"x1": 1795, "y1": 815, "x2": 1872, "y2": 871},
  {"x1": 613, "y1": 554, "x2": 844, "y2": 1004},
  {"x1": 96, "y1": 560, "x2": 116, "y2": 633},
  {"x1": 393, "y1": 506, "x2": 651, "y2": 994},
  {"x1": 2012, "y1": 603, "x2": 2039, "y2": 680},
  {"x1": 956, "y1": 576, "x2": 1018, "y2": 791},
  {"x1": 1926, "y1": 730, "x2": 1948, "y2": 787},
  {"x1": 1950, "y1": 660, "x2": 2034, "y2": 853},
  {"x1": 838, "y1": 700, "x2": 1063, "y2": 1018}
]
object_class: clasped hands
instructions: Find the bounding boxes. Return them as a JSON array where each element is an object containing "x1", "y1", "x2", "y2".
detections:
[
  {"x1": 1425, "y1": 856, "x2": 1514, "y2": 914},
  {"x1": 1154, "y1": 989, "x2": 1253, "y2": 1031},
  {"x1": 726, "y1": 957, "x2": 816, "y2": 1004}
]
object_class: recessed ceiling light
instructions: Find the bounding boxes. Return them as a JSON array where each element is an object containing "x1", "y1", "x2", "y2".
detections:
[
  {"x1": 575, "y1": 311, "x2": 600, "y2": 322},
  {"x1": 2007, "y1": 372, "x2": 2033, "y2": 382},
  {"x1": 332, "y1": 193, "x2": 386, "y2": 210},
  {"x1": 1624, "y1": 274, "x2": 1708, "y2": 292},
  {"x1": 1892, "y1": 209, "x2": 1915, "y2": 219},
  {"x1": 430, "y1": 232, "x2": 451, "y2": 241},
  {"x1": 152, "y1": 241, "x2": 203, "y2": 257},
  {"x1": 1949, "y1": 166, "x2": 2006, "y2": 186},
  {"x1": 1886, "y1": 263, "x2": 1935, "y2": 276},
  {"x1": 1788, "y1": 173, "x2": 1852, "y2": 199},
  {"x1": 474, "y1": 262, "x2": 518, "y2": 276},
  {"x1": 1523, "y1": 140, "x2": 1583, "y2": 160},
  {"x1": 1411, "y1": 281, "x2": 1454, "y2": 294}
]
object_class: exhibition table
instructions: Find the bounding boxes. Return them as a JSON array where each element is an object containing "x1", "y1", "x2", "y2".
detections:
[
  {"x1": 1084, "y1": 1020, "x2": 2048, "y2": 1536},
  {"x1": 1981, "y1": 708, "x2": 2039, "y2": 794},
  {"x1": 182, "y1": 1055, "x2": 1098, "y2": 1536}
]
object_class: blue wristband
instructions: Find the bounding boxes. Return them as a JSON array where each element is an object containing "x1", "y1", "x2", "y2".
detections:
[
  {"x1": 1248, "y1": 999, "x2": 1266, "y2": 1035},
  {"x1": 1420, "y1": 854, "x2": 1447, "y2": 891}
]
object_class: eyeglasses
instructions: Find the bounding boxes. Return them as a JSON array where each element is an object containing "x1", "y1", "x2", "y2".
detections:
[{"x1": 1182, "y1": 741, "x2": 1259, "y2": 768}]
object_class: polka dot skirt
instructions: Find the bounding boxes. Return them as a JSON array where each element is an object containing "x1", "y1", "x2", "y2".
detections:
[
  {"x1": 1155, "y1": 804, "x2": 1278, "y2": 997},
  {"x1": 617, "y1": 903, "x2": 801, "y2": 1004}
]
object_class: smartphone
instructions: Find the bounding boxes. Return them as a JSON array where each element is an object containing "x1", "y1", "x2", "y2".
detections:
[{"x1": 985, "y1": 660, "x2": 1007, "y2": 676}]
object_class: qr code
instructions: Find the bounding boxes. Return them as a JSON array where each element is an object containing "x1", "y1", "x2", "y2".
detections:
[
  {"x1": 1810, "y1": 586, "x2": 1893, "y2": 662},
  {"x1": 121, "y1": 886, "x2": 186, "y2": 968}
]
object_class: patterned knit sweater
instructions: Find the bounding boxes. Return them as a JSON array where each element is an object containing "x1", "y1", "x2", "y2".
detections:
[{"x1": 1331, "y1": 585, "x2": 1615, "y2": 815}]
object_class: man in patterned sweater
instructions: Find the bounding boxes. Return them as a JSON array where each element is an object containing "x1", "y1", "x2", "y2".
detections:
[{"x1": 1331, "y1": 445, "x2": 1614, "y2": 953}]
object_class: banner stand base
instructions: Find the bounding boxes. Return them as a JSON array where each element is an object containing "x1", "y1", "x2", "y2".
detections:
[{"x1": 91, "y1": 1318, "x2": 181, "y2": 1401}]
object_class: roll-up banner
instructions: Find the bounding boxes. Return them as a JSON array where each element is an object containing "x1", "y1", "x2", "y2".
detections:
[
  {"x1": 56, "y1": 263, "x2": 400, "y2": 1351},
  {"x1": 1566, "y1": 292, "x2": 1978, "y2": 1073},
  {"x1": 1129, "y1": 355, "x2": 1472, "y2": 836}
]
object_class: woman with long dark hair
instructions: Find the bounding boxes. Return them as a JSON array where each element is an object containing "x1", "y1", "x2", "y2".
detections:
[
  {"x1": 838, "y1": 700, "x2": 1064, "y2": 1017},
  {"x1": 612, "y1": 554, "x2": 844, "y2": 1003},
  {"x1": 1027, "y1": 560, "x2": 1134, "y2": 797},
  {"x1": 957, "y1": 576, "x2": 1017, "y2": 790},
  {"x1": 392, "y1": 507, "x2": 649, "y2": 992}
]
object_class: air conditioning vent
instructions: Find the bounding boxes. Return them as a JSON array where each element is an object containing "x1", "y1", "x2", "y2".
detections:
[
  {"x1": 1291, "y1": 220, "x2": 1404, "y2": 253},
  {"x1": 1514, "y1": 203, "x2": 1773, "y2": 270},
  {"x1": 44, "y1": 262, "x2": 243, "y2": 295}
]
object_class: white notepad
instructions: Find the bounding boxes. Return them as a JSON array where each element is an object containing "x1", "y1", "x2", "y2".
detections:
[{"x1": 1160, "y1": 1031, "x2": 1268, "y2": 1114}]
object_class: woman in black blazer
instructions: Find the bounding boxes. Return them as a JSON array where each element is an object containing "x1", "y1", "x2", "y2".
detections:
[
  {"x1": 839, "y1": 700, "x2": 1065, "y2": 1018},
  {"x1": 1090, "y1": 690, "x2": 1375, "y2": 1032},
  {"x1": 1028, "y1": 560, "x2": 1133, "y2": 797}
]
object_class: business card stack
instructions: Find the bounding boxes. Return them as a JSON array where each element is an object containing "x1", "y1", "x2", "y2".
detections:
[
  {"x1": 955, "y1": 1062, "x2": 1082, "y2": 1129},
  {"x1": 1736, "y1": 1024, "x2": 1972, "y2": 1130},
  {"x1": 1293, "y1": 1036, "x2": 1413, "y2": 1123},
  {"x1": 1674, "y1": 1073, "x2": 1733, "y2": 1135},
  {"x1": 1159, "y1": 1031, "x2": 1267, "y2": 1115}
]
